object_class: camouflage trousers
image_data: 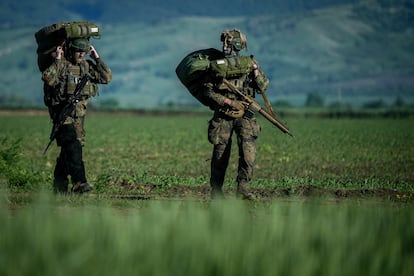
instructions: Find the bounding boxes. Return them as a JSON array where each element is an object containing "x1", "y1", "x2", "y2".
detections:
[
  {"x1": 207, "y1": 111, "x2": 261, "y2": 189},
  {"x1": 53, "y1": 117, "x2": 87, "y2": 193}
]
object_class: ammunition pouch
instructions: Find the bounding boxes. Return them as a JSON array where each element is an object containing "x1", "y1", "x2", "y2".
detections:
[
  {"x1": 65, "y1": 62, "x2": 98, "y2": 98},
  {"x1": 66, "y1": 82, "x2": 98, "y2": 97}
]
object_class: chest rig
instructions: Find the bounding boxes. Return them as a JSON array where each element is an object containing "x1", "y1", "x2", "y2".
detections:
[
  {"x1": 210, "y1": 55, "x2": 255, "y2": 97},
  {"x1": 64, "y1": 61, "x2": 97, "y2": 98}
]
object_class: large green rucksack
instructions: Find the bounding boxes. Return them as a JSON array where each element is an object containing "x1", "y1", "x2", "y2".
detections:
[
  {"x1": 209, "y1": 55, "x2": 254, "y2": 79},
  {"x1": 175, "y1": 48, "x2": 224, "y2": 108},
  {"x1": 35, "y1": 21, "x2": 100, "y2": 72}
]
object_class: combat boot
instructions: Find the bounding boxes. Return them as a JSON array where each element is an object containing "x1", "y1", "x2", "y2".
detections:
[
  {"x1": 210, "y1": 182, "x2": 225, "y2": 200},
  {"x1": 72, "y1": 182, "x2": 93, "y2": 194},
  {"x1": 211, "y1": 187, "x2": 225, "y2": 200},
  {"x1": 53, "y1": 178, "x2": 69, "y2": 194},
  {"x1": 237, "y1": 181, "x2": 255, "y2": 200}
]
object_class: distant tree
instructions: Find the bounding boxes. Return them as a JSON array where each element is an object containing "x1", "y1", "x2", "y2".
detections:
[
  {"x1": 273, "y1": 99, "x2": 292, "y2": 108},
  {"x1": 98, "y1": 98, "x2": 119, "y2": 110},
  {"x1": 362, "y1": 99, "x2": 386, "y2": 109},
  {"x1": 393, "y1": 96, "x2": 405, "y2": 107},
  {"x1": 304, "y1": 92, "x2": 324, "y2": 107},
  {"x1": 329, "y1": 101, "x2": 352, "y2": 109}
]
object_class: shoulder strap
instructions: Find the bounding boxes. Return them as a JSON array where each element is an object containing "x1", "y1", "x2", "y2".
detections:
[{"x1": 260, "y1": 91, "x2": 276, "y2": 119}]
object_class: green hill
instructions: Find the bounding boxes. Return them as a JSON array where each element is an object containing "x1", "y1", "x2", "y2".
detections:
[{"x1": 0, "y1": 0, "x2": 413, "y2": 109}]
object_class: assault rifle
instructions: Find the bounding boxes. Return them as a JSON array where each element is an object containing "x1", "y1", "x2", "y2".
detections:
[
  {"x1": 222, "y1": 78, "x2": 293, "y2": 137},
  {"x1": 43, "y1": 75, "x2": 90, "y2": 155}
]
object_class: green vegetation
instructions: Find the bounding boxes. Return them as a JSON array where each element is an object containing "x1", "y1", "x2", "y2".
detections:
[
  {"x1": 0, "y1": 112, "x2": 413, "y2": 196},
  {"x1": 1, "y1": 196, "x2": 413, "y2": 276},
  {"x1": 1, "y1": 113, "x2": 413, "y2": 275}
]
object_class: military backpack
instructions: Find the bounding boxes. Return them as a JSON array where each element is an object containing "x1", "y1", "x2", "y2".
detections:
[
  {"x1": 35, "y1": 21, "x2": 100, "y2": 72},
  {"x1": 209, "y1": 55, "x2": 254, "y2": 79}
]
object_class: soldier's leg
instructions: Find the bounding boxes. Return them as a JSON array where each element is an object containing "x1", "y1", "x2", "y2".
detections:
[
  {"x1": 208, "y1": 116, "x2": 233, "y2": 198},
  {"x1": 53, "y1": 151, "x2": 69, "y2": 193},
  {"x1": 210, "y1": 142, "x2": 232, "y2": 197},
  {"x1": 235, "y1": 117, "x2": 261, "y2": 199},
  {"x1": 56, "y1": 124, "x2": 89, "y2": 191},
  {"x1": 69, "y1": 117, "x2": 92, "y2": 193}
]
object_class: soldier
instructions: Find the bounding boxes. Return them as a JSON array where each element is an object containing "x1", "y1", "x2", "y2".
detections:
[
  {"x1": 203, "y1": 29, "x2": 269, "y2": 200},
  {"x1": 42, "y1": 38, "x2": 112, "y2": 193}
]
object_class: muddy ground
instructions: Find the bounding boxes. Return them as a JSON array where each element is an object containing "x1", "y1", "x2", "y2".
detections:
[{"x1": 110, "y1": 183, "x2": 413, "y2": 202}]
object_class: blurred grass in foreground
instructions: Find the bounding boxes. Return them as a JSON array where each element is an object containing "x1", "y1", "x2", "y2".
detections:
[{"x1": 1, "y1": 192, "x2": 413, "y2": 276}]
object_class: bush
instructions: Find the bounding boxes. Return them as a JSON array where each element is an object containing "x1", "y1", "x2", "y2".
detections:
[{"x1": 0, "y1": 137, "x2": 44, "y2": 190}]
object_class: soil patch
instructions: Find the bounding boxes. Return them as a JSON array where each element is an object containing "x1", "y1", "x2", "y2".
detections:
[{"x1": 111, "y1": 183, "x2": 413, "y2": 202}]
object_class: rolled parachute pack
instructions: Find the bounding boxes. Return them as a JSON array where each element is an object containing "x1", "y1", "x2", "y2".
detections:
[
  {"x1": 175, "y1": 48, "x2": 224, "y2": 108},
  {"x1": 35, "y1": 21, "x2": 100, "y2": 71}
]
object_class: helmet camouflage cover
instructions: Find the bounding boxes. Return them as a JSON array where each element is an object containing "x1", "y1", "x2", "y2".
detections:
[
  {"x1": 220, "y1": 28, "x2": 247, "y2": 51},
  {"x1": 70, "y1": 37, "x2": 90, "y2": 52}
]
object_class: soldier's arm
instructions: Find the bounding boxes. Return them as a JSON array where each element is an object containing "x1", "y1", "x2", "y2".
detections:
[
  {"x1": 202, "y1": 81, "x2": 228, "y2": 107},
  {"x1": 42, "y1": 46, "x2": 65, "y2": 86},
  {"x1": 252, "y1": 60, "x2": 269, "y2": 93},
  {"x1": 88, "y1": 45, "x2": 112, "y2": 84},
  {"x1": 202, "y1": 76, "x2": 247, "y2": 110},
  {"x1": 251, "y1": 62, "x2": 269, "y2": 93},
  {"x1": 88, "y1": 58, "x2": 112, "y2": 84},
  {"x1": 42, "y1": 59, "x2": 65, "y2": 86}
]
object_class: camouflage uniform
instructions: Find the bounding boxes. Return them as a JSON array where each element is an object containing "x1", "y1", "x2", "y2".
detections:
[
  {"x1": 42, "y1": 41, "x2": 112, "y2": 193},
  {"x1": 203, "y1": 29, "x2": 269, "y2": 199}
]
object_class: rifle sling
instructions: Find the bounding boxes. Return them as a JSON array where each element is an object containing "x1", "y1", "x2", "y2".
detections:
[{"x1": 260, "y1": 90, "x2": 276, "y2": 119}]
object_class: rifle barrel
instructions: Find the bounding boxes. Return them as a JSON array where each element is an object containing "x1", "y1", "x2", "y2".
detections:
[{"x1": 258, "y1": 108, "x2": 293, "y2": 137}]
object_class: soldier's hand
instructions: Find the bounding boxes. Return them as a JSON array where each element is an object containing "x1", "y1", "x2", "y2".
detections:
[
  {"x1": 225, "y1": 99, "x2": 247, "y2": 110},
  {"x1": 89, "y1": 45, "x2": 100, "y2": 60},
  {"x1": 252, "y1": 62, "x2": 259, "y2": 77},
  {"x1": 55, "y1": 46, "x2": 64, "y2": 60}
]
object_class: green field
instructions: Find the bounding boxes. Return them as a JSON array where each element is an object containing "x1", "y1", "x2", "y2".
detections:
[
  {"x1": 1, "y1": 111, "x2": 413, "y2": 197},
  {"x1": 1, "y1": 112, "x2": 413, "y2": 275}
]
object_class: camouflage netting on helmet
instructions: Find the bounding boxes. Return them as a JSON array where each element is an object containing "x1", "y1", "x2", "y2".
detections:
[
  {"x1": 70, "y1": 38, "x2": 90, "y2": 52},
  {"x1": 220, "y1": 29, "x2": 247, "y2": 51}
]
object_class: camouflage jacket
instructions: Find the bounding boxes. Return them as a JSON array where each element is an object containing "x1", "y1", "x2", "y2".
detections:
[{"x1": 42, "y1": 57, "x2": 112, "y2": 108}]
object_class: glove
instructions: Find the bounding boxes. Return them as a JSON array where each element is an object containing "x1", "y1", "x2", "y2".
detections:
[
  {"x1": 55, "y1": 46, "x2": 64, "y2": 60},
  {"x1": 225, "y1": 99, "x2": 247, "y2": 110},
  {"x1": 89, "y1": 45, "x2": 100, "y2": 60}
]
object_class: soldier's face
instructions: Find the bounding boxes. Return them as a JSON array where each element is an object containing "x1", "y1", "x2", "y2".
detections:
[
  {"x1": 223, "y1": 44, "x2": 233, "y2": 56},
  {"x1": 73, "y1": 51, "x2": 86, "y2": 64}
]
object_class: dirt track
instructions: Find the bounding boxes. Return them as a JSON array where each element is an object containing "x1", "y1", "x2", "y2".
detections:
[{"x1": 110, "y1": 183, "x2": 413, "y2": 202}]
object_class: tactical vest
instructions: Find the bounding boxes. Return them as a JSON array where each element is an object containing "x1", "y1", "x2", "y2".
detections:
[
  {"x1": 64, "y1": 61, "x2": 97, "y2": 97},
  {"x1": 210, "y1": 55, "x2": 255, "y2": 96},
  {"x1": 209, "y1": 56, "x2": 253, "y2": 79}
]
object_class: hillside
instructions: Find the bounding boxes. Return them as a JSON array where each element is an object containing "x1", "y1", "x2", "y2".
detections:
[
  {"x1": 0, "y1": 0, "x2": 413, "y2": 109},
  {"x1": 0, "y1": 0, "x2": 359, "y2": 27}
]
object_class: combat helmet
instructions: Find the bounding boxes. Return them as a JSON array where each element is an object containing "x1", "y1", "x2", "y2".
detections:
[
  {"x1": 220, "y1": 29, "x2": 247, "y2": 51},
  {"x1": 70, "y1": 37, "x2": 90, "y2": 52}
]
